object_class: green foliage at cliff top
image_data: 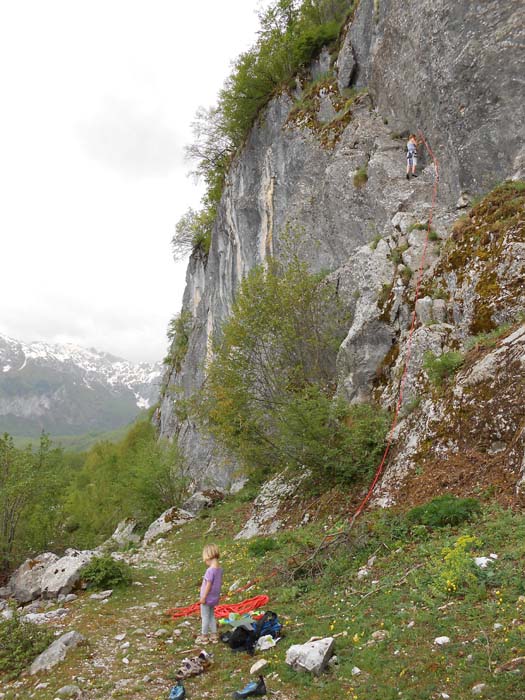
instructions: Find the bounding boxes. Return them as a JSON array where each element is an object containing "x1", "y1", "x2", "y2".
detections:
[{"x1": 173, "y1": 0, "x2": 353, "y2": 260}]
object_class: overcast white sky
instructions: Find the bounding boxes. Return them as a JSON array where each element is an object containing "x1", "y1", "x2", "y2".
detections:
[{"x1": 0, "y1": 1, "x2": 266, "y2": 363}]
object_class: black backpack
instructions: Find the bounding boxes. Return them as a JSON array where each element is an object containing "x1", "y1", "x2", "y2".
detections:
[{"x1": 222, "y1": 625, "x2": 256, "y2": 653}]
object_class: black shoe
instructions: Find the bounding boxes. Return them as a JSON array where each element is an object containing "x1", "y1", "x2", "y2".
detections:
[
  {"x1": 232, "y1": 676, "x2": 267, "y2": 698},
  {"x1": 406, "y1": 173, "x2": 410, "y2": 180},
  {"x1": 412, "y1": 173, "x2": 418, "y2": 178}
]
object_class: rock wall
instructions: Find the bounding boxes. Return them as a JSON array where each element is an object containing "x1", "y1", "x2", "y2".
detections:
[
  {"x1": 346, "y1": 0, "x2": 525, "y2": 198},
  {"x1": 158, "y1": 0, "x2": 524, "y2": 490}
]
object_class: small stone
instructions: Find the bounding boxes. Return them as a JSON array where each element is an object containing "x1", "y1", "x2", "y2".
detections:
[
  {"x1": 229, "y1": 580, "x2": 242, "y2": 592},
  {"x1": 493, "y1": 623, "x2": 504, "y2": 631},
  {"x1": 351, "y1": 666, "x2": 361, "y2": 676},
  {"x1": 456, "y1": 193, "x2": 471, "y2": 209},
  {"x1": 145, "y1": 602, "x2": 159, "y2": 608},
  {"x1": 371, "y1": 629, "x2": 389, "y2": 641},
  {"x1": 474, "y1": 557, "x2": 493, "y2": 569},
  {"x1": 90, "y1": 590, "x2": 113, "y2": 600},
  {"x1": 56, "y1": 686, "x2": 82, "y2": 699},
  {"x1": 250, "y1": 659, "x2": 268, "y2": 675},
  {"x1": 471, "y1": 683, "x2": 486, "y2": 695},
  {"x1": 327, "y1": 655, "x2": 339, "y2": 667},
  {"x1": 122, "y1": 657, "x2": 129, "y2": 665},
  {"x1": 114, "y1": 633, "x2": 126, "y2": 641},
  {"x1": 407, "y1": 621, "x2": 415, "y2": 628},
  {"x1": 434, "y1": 636, "x2": 451, "y2": 646},
  {"x1": 494, "y1": 656, "x2": 525, "y2": 673},
  {"x1": 120, "y1": 641, "x2": 130, "y2": 649},
  {"x1": 155, "y1": 628, "x2": 169, "y2": 637},
  {"x1": 173, "y1": 629, "x2": 182, "y2": 637},
  {"x1": 441, "y1": 694, "x2": 450, "y2": 699},
  {"x1": 35, "y1": 684, "x2": 49, "y2": 690}
]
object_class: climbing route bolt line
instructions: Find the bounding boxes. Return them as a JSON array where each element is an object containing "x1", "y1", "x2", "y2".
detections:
[{"x1": 350, "y1": 132, "x2": 440, "y2": 523}]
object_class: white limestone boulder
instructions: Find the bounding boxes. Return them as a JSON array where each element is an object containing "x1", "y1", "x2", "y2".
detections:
[
  {"x1": 142, "y1": 507, "x2": 194, "y2": 544},
  {"x1": 30, "y1": 631, "x2": 84, "y2": 674},
  {"x1": 8, "y1": 552, "x2": 59, "y2": 603},
  {"x1": 106, "y1": 519, "x2": 140, "y2": 548},
  {"x1": 182, "y1": 490, "x2": 224, "y2": 516},
  {"x1": 40, "y1": 549, "x2": 95, "y2": 599},
  {"x1": 285, "y1": 637, "x2": 335, "y2": 675}
]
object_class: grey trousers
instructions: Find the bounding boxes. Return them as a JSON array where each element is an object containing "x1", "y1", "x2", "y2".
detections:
[{"x1": 201, "y1": 604, "x2": 217, "y2": 634}]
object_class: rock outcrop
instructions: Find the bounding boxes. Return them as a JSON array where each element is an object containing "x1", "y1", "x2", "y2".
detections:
[
  {"x1": 7, "y1": 553, "x2": 59, "y2": 604},
  {"x1": 29, "y1": 631, "x2": 84, "y2": 675}
]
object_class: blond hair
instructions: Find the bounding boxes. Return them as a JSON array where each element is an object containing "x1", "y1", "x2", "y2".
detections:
[{"x1": 202, "y1": 543, "x2": 220, "y2": 562}]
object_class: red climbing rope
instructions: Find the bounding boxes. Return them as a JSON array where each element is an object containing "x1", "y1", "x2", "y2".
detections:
[
  {"x1": 167, "y1": 593, "x2": 270, "y2": 620},
  {"x1": 350, "y1": 131, "x2": 440, "y2": 523}
]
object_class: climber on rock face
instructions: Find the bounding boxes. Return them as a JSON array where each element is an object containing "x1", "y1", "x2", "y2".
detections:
[{"x1": 406, "y1": 134, "x2": 420, "y2": 180}]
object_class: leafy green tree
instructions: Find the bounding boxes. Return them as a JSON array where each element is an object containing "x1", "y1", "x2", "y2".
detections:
[
  {"x1": 198, "y1": 250, "x2": 387, "y2": 484},
  {"x1": 64, "y1": 418, "x2": 188, "y2": 548},
  {"x1": 0, "y1": 434, "x2": 36, "y2": 572},
  {"x1": 0, "y1": 433, "x2": 68, "y2": 573}
]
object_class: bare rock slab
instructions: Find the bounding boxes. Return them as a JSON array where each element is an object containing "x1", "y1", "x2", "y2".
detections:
[
  {"x1": 8, "y1": 553, "x2": 59, "y2": 603},
  {"x1": 285, "y1": 637, "x2": 335, "y2": 675},
  {"x1": 40, "y1": 550, "x2": 95, "y2": 599},
  {"x1": 143, "y1": 507, "x2": 194, "y2": 544},
  {"x1": 30, "y1": 631, "x2": 84, "y2": 674}
]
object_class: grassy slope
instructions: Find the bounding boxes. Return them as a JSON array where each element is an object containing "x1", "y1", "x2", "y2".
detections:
[{"x1": 3, "y1": 493, "x2": 525, "y2": 700}]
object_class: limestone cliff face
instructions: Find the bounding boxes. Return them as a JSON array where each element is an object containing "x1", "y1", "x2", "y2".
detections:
[
  {"x1": 158, "y1": 0, "x2": 524, "y2": 490},
  {"x1": 349, "y1": 0, "x2": 525, "y2": 198}
]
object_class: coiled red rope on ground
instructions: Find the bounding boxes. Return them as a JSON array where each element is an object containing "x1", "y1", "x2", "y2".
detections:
[
  {"x1": 167, "y1": 594, "x2": 269, "y2": 619},
  {"x1": 350, "y1": 131, "x2": 440, "y2": 522}
]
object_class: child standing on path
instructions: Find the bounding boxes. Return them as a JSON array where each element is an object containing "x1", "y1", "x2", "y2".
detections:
[
  {"x1": 406, "y1": 134, "x2": 420, "y2": 179},
  {"x1": 196, "y1": 543, "x2": 223, "y2": 645}
]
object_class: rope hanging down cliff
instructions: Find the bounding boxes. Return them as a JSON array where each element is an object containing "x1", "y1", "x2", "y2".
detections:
[{"x1": 351, "y1": 130, "x2": 440, "y2": 522}]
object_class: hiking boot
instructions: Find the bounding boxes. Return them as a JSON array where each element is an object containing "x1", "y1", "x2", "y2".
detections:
[
  {"x1": 406, "y1": 173, "x2": 410, "y2": 180},
  {"x1": 412, "y1": 172, "x2": 418, "y2": 177},
  {"x1": 168, "y1": 682, "x2": 186, "y2": 699},
  {"x1": 232, "y1": 675, "x2": 267, "y2": 698}
]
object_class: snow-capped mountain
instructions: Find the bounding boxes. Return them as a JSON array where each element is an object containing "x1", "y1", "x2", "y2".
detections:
[{"x1": 0, "y1": 334, "x2": 163, "y2": 437}]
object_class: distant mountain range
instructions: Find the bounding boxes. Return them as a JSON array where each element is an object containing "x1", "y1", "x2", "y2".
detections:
[{"x1": 0, "y1": 334, "x2": 163, "y2": 437}]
